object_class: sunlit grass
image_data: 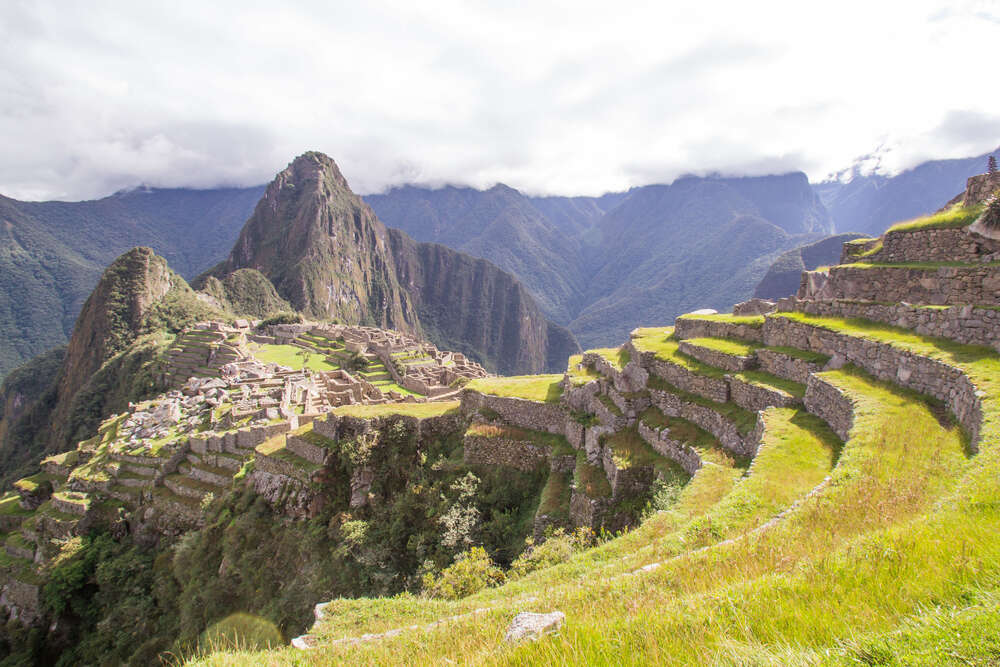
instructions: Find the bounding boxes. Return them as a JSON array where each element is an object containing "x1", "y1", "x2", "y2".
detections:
[{"x1": 465, "y1": 375, "x2": 564, "y2": 403}]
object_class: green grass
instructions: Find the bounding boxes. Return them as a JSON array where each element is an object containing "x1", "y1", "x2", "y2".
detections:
[
  {"x1": 13, "y1": 473, "x2": 55, "y2": 494},
  {"x1": 840, "y1": 260, "x2": 1000, "y2": 270},
  {"x1": 730, "y1": 369, "x2": 807, "y2": 398},
  {"x1": 886, "y1": 203, "x2": 985, "y2": 233},
  {"x1": 630, "y1": 328, "x2": 727, "y2": 379},
  {"x1": 465, "y1": 375, "x2": 564, "y2": 403},
  {"x1": 763, "y1": 345, "x2": 830, "y2": 365},
  {"x1": 587, "y1": 347, "x2": 631, "y2": 370},
  {"x1": 537, "y1": 471, "x2": 572, "y2": 520},
  {"x1": 681, "y1": 336, "x2": 760, "y2": 357},
  {"x1": 330, "y1": 401, "x2": 460, "y2": 419},
  {"x1": 574, "y1": 452, "x2": 611, "y2": 499},
  {"x1": 640, "y1": 409, "x2": 744, "y2": 469},
  {"x1": 566, "y1": 354, "x2": 600, "y2": 385},
  {"x1": 466, "y1": 423, "x2": 574, "y2": 457},
  {"x1": 646, "y1": 375, "x2": 759, "y2": 435},
  {"x1": 249, "y1": 344, "x2": 339, "y2": 371},
  {"x1": 604, "y1": 427, "x2": 691, "y2": 483},
  {"x1": 0, "y1": 494, "x2": 30, "y2": 517},
  {"x1": 254, "y1": 435, "x2": 322, "y2": 473}
]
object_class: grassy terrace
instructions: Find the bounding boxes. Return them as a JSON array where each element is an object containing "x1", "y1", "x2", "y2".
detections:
[
  {"x1": 762, "y1": 344, "x2": 830, "y2": 365},
  {"x1": 465, "y1": 423, "x2": 574, "y2": 457},
  {"x1": 537, "y1": 470, "x2": 571, "y2": 520},
  {"x1": 13, "y1": 473, "x2": 57, "y2": 494},
  {"x1": 330, "y1": 400, "x2": 460, "y2": 419},
  {"x1": 630, "y1": 328, "x2": 726, "y2": 379},
  {"x1": 249, "y1": 344, "x2": 339, "y2": 371},
  {"x1": 886, "y1": 202, "x2": 984, "y2": 233},
  {"x1": 604, "y1": 427, "x2": 690, "y2": 483},
  {"x1": 573, "y1": 452, "x2": 611, "y2": 499},
  {"x1": 254, "y1": 432, "x2": 322, "y2": 473},
  {"x1": 565, "y1": 354, "x2": 600, "y2": 385},
  {"x1": 646, "y1": 375, "x2": 758, "y2": 434},
  {"x1": 465, "y1": 374, "x2": 564, "y2": 403},
  {"x1": 191, "y1": 315, "x2": 1000, "y2": 665},
  {"x1": 840, "y1": 259, "x2": 1000, "y2": 270},
  {"x1": 587, "y1": 346, "x2": 631, "y2": 370},
  {"x1": 639, "y1": 408, "x2": 745, "y2": 468},
  {"x1": 730, "y1": 369, "x2": 807, "y2": 398},
  {"x1": 0, "y1": 494, "x2": 30, "y2": 518},
  {"x1": 681, "y1": 336, "x2": 760, "y2": 357}
]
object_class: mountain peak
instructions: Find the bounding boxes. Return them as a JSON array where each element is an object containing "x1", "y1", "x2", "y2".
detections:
[{"x1": 284, "y1": 151, "x2": 351, "y2": 192}]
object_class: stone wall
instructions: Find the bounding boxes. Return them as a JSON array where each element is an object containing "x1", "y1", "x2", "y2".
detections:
[
  {"x1": 460, "y1": 391, "x2": 567, "y2": 434},
  {"x1": 799, "y1": 264, "x2": 1000, "y2": 307},
  {"x1": 254, "y1": 452, "x2": 317, "y2": 485},
  {"x1": 677, "y1": 341, "x2": 756, "y2": 372},
  {"x1": 285, "y1": 434, "x2": 329, "y2": 466},
  {"x1": 728, "y1": 376, "x2": 800, "y2": 413},
  {"x1": 859, "y1": 227, "x2": 1000, "y2": 265},
  {"x1": 803, "y1": 375, "x2": 855, "y2": 441},
  {"x1": 1, "y1": 579, "x2": 40, "y2": 625},
  {"x1": 781, "y1": 299, "x2": 1000, "y2": 351},
  {"x1": 764, "y1": 316, "x2": 983, "y2": 449},
  {"x1": 648, "y1": 387, "x2": 759, "y2": 457},
  {"x1": 673, "y1": 318, "x2": 765, "y2": 343},
  {"x1": 600, "y1": 450, "x2": 654, "y2": 502},
  {"x1": 757, "y1": 348, "x2": 826, "y2": 384},
  {"x1": 637, "y1": 420, "x2": 702, "y2": 475},
  {"x1": 462, "y1": 435, "x2": 549, "y2": 472},
  {"x1": 635, "y1": 350, "x2": 730, "y2": 403},
  {"x1": 569, "y1": 490, "x2": 610, "y2": 529}
]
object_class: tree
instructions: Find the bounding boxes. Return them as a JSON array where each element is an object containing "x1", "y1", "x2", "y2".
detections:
[
  {"x1": 982, "y1": 192, "x2": 1000, "y2": 230},
  {"x1": 989, "y1": 155, "x2": 997, "y2": 175}
]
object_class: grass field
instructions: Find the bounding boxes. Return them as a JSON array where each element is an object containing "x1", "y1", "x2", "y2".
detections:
[
  {"x1": 465, "y1": 375, "x2": 564, "y2": 403},
  {"x1": 249, "y1": 344, "x2": 339, "y2": 372}
]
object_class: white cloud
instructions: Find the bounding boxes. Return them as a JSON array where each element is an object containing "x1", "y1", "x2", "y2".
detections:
[{"x1": 1, "y1": 0, "x2": 998, "y2": 200}]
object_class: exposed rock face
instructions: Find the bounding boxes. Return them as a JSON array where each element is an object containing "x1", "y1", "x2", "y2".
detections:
[
  {"x1": 216, "y1": 152, "x2": 419, "y2": 331},
  {"x1": 387, "y1": 230, "x2": 580, "y2": 374}
]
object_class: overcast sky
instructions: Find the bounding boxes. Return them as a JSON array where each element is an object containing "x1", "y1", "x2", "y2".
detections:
[{"x1": 2, "y1": 0, "x2": 999, "y2": 201}]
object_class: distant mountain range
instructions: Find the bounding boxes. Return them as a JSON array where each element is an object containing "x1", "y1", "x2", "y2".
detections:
[
  {"x1": 1, "y1": 146, "x2": 994, "y2": 380},
  {"x1": 369, "y1": 172, "x2": 832, "y2": 348}
]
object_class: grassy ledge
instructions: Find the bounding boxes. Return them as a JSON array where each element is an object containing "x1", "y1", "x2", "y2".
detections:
[
  {"x1": 464, "y1": 375, "x2": 564, "y2": 403},
  {"x1": 329, "y1": 401, "x2": 460, "y2": 419},
  {"x1": 885, "y1": 203, "x2": 984, "y2": 233}
]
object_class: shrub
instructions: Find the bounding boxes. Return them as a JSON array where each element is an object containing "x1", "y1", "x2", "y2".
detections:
[
  {"x1": 980, "y1": 192, "x2": 1000, "y2": 230},
  {"x1": 509, "y1": 527, "x2": 595, "y2": 578},
  {"x1": 421, "y1": 547, "x2": 506, "y2": 600},
  {"x1": 260, "y1": 312, "x2": 303, "y2": 327},
  {"x1": 198, "y1": 612, "x2": 283, "y2": 653}
]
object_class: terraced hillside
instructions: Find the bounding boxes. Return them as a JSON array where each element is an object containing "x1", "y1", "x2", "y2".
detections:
[{"x1": 185, "y1": 178, "x2": 1000, "y2": 664}]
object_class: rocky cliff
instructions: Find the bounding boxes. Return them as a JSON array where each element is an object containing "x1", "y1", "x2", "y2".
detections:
[
  {"x1": 386, "y1": 230, "x2": 579, "y2": 375},
  {"x1": 215, "y1": 153, "x2": 419, "y2": 332}
]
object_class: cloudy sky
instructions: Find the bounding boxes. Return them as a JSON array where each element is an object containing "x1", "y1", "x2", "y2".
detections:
[{"x1": 2, "y1": 0, "x2": 999, "y2": 200}]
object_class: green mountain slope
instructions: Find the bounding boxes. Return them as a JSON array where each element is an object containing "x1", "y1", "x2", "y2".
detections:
[{"x1": 0, "y1": 186, "x2": 263, "y2": 380}]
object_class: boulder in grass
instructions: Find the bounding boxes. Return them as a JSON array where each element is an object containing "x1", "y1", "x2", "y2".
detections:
[{"x1": 504, "y1": 611, "x2": 565, "y2": 643}]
